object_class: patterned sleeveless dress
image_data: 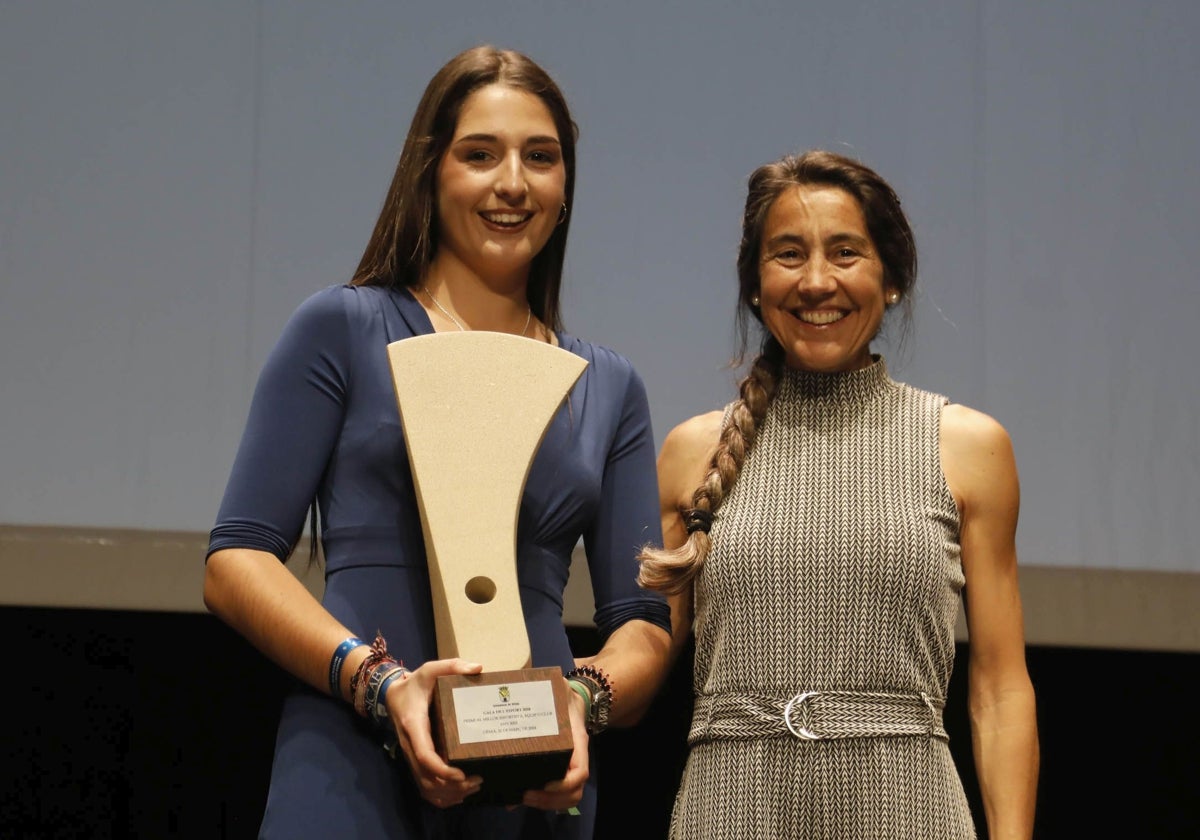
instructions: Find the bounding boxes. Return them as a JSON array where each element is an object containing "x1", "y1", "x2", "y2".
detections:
[{"x1": 669, "y1": 359, "x2": 977, "y2": 839}]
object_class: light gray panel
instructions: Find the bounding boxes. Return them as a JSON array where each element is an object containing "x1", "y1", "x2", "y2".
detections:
[
  {"x1": 1, "y1": 0, "x2": 1196, "y2": 579},
  {"x1": 0, "y1": 1, "x2": 258, "y2": 529},
  {"x1": 978, "y1": 0, "x2": 1200, "y2": 571}
]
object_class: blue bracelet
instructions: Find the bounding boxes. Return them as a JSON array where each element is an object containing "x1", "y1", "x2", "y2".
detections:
[
  {"x1": 329, "y1": 636, "x2": 366, "y2": 699},
  {"x1": 373, "y1": 666, "x2": 410, "y2": 728}
]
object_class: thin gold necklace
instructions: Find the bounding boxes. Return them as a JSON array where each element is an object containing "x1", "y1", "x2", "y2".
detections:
[{"x1": 419, "y1": 285, "x2": 532, "y2": 337}]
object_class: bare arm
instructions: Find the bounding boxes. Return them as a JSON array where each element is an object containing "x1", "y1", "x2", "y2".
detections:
[
  {"x1": 204, "y1": 548, "x2": 368, "y2": 697},
  {"x1": 657, "y1": 411, "x2": 725, "y2": 666},
  {"x1": 204, "y1": 548, "x2": 485, "y2": 806},
  {"x1": 941, "y1": 404, "x2": 1039, "y2": 839},
  {"x1": 575, "y1": 620, "x2": 672, "y2": 728}
]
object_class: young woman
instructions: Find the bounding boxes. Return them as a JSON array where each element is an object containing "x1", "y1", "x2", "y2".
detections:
[
  {"x1": 641, "y1": 150, "x2": 1039, "y2": 839},
  {"x1": 204, "y1": 46, "x2": 672, "y2": 840}
]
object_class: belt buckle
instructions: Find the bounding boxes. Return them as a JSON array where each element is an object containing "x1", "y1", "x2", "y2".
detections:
[{"x1": 783, "y1": 691, "x2": 822, "y2": 740}]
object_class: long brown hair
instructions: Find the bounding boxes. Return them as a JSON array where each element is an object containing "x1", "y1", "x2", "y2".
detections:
[
  {"x1": 638, "y1": 150, "x2": 917, "y2": 594},
  {"x1": 350, "y1": 45, "x2": 578, "y2": 332}
]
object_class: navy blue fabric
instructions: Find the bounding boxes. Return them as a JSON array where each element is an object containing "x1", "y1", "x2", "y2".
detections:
[{"x1": 208, "y1": 284, "x2": 668, "y2": 839}]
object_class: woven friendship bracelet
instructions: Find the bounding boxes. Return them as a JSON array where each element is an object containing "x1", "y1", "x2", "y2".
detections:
[{"x1": 351, "y1": 634, "x2": 397, "y2": 718}]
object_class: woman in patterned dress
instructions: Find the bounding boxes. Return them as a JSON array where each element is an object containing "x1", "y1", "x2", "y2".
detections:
[{"x1": 640, "y1": 150, "x2": 1038, "y2": 838}]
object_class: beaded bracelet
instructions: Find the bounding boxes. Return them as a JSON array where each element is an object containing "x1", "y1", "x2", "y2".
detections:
[
  {"x1": 328, "y1": 636, "x2": 366, "y2": 699},
  {"x1": 566, "y1": 664, "x2": 615, "y2": 734}
]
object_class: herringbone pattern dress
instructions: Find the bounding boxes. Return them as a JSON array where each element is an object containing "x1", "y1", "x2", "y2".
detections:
[{"x1": 670, "y1": 359, "x2": 977, "y2": 839}]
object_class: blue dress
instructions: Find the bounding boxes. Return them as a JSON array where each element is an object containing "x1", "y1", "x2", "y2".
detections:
[{"x1": 208, "y1": 284, "x2": 670, "y2": 839}]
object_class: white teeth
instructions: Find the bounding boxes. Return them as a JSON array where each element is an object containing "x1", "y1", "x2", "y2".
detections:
[
  {"x1": 797, "y1": 310, "x2": 845, "y2": 325},
  {"x1": 482, "y1": 212, "x2": 530, "y2": 225}
]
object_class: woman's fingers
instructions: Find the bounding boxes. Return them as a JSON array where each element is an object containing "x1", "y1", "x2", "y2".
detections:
[
  {"x1": 387, "y1": 658, "x2": 485, "y2": 805},
  {"x1": 522, "y1": 683, "x2": 589, "y2": 811}
]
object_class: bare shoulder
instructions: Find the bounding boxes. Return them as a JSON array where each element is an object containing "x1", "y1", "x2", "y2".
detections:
[
  {"x1": 662, "y1": 410, "x2": 724, "y2": 459},
  {"x1": 940, "y1": 403, "x2": 1019, "y2": 513},
  {"x1": 940, "y1": 403, "x2": 1013, "y2": 456},
  {"x1": 658, "y1": 410, "x2": 724, "y2": 504}
]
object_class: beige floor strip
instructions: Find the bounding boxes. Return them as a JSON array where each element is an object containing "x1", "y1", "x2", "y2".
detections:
[{"x1": 2, "y1": 525, "x2": 1196, "y2": 653}]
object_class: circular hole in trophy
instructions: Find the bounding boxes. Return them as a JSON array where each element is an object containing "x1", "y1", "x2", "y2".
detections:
[{"x1": 464, "y1": 576, "x2": 497, "y2": 604}]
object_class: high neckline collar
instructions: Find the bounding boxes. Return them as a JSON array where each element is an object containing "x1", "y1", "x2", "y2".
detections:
[{"x1": 777, "y1": 355, "x2": 891, "y2": 405}]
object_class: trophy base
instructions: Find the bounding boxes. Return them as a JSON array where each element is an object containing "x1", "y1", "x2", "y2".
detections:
[
  {"x1": 432, "y1": 667, "x2": 574, "y2": 806},
  {"x1": 454, "y1": 750, "x2": 573, "y2": 806}
]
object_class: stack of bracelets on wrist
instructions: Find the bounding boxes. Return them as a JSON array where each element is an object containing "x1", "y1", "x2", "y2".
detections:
[
  {"x1": 345, "y1": 633, "x2": 410, "y2": 729},
  {"x1": 565, "y1": 664, "x2": 614, "y2": 734}
]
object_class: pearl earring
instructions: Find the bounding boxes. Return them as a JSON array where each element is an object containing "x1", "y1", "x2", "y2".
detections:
[
  {"x1": 750, "y1": 294, "x2": 760, "y2": 307},
  {"x1": 887, "y1": 292, "x2": 900, "y2": 305}
]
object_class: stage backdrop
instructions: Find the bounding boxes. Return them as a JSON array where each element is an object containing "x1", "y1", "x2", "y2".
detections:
[{"x1": 1, "y1": 1, "x2": 1197, "y2": 650}]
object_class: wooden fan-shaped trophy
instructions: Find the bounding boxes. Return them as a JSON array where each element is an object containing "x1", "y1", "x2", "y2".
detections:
[{"x1": 387, "y1": 332, "x2": 586, "y2": 806}]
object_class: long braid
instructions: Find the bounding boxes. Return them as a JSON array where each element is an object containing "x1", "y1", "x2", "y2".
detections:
[
  {"x1": 639, "y1": 150, "x2": 916, "y2": 595},
  {"x1": 638, "y1": 343, "x2": 783, "y2": 594}
]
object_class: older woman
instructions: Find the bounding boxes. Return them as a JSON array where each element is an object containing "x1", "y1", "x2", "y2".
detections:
[{"x1": 641, "y1": 150, "x2": 1039, "y2": 839}]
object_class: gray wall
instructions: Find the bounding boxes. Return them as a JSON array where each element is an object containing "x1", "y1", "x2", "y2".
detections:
[{"x1": 2, "y1": 2, "x2": 1198, "y2": 580}]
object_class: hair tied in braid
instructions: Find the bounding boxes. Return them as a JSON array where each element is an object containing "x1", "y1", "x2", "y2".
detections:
[{"x1": 682, "y1": 508, "x2": 714, "y2": 535}]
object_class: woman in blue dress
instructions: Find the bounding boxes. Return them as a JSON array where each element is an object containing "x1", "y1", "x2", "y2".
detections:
[{"x1": 204, "y1": 45, "x2": 672, "y2": 839}]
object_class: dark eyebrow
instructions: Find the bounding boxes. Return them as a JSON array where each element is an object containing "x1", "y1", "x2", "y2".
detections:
[
  {"x1": 763, "y1": 231, "x2": 873, "y2": 253},
  {"x1": 763, "y1": 233, "x2": 807, "y2": 250},
  {"x1": 453, "y1": 133, "x2": 561, "y2": 146},
  {"x1": 826, "y1": 232, "x2": 873, "y2": 249}
]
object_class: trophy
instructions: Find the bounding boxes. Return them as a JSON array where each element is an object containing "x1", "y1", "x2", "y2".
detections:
[{"x1": 387, "y1": 331, "x2": 587, "y2": 805}]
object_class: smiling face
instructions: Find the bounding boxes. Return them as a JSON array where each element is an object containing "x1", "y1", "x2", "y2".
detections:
[
  {"x1": 433, "y1": 83, "x2": 566, "y2": 287},
  {"x1": 757, "y1": 185, "x2": 894, "y2": 372}
]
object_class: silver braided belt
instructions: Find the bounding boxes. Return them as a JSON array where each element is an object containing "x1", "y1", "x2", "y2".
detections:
[{"x1": 689, "y1": 690, "x2": 948, "y2": 744}]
